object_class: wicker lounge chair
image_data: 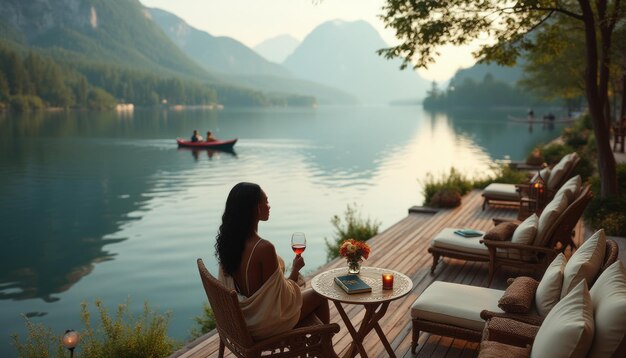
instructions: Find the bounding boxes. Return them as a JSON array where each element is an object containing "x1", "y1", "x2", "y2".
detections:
[
  {"x1": 479, "y1": 260, "x2": 626, "y2": 358},
  {"x1": 481, "y1": 152, "x2": 580, "y2": 211},
  {"x1": 410, "y1": 238, "x2": 618, "y2": 354},
  {"x1": 197, "y1": 259, "x2": 340, "y2": 358},
  {"x1": 429, "y1": 179, "x2": 591, "y2": 286}
]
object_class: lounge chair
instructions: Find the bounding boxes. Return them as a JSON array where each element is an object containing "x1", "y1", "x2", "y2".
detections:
[
  {"x1": 478, "y1": 260, "x2": 626, "y2": 358},
  {"x1": 196, "y1": 259, "x2": 340, "y2": 358},
  {"x1": 410, "y1": 232, "x2": 618, "y2": 354},
  {"x1": 481, "y1": 152, "x2": 580, "y2": 212},
  {"x1": 429, "y1": 177, "x2": 590, "y2": 286}
]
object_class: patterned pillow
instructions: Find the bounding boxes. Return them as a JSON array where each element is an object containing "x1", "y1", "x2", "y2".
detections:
[
  {"x1": 484, "y1": 222, "x2": 518, "y2": 241},
  {"x1": 479, "y1": 341, "x2": 531, "y2": 358},
  {"x1": 498, "y1": 276, "x2": 540, "y2": 313}
]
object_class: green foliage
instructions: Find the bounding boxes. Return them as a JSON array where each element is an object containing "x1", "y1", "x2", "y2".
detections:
[
  {"x1": 473, "y1": 164, "x2": 529, "y2": 189},
  {"x1": 585, "y1": 164, "x2": 626, "y2": 236},
  {"x1": 422, "y1": 168, "x2": 473, "y2": 207},
  {"x1": 79, "y1": 299, "x2": 177, "y2": 358},
  {"x1": 541, "y1": 143, "x2": 575, "y2": 165},
  {"x1": 189, "y1": 303, "x2": 216, "y2": 339},
  {"x1": 11, "y1": 299, "x2": 178, "y2": 358},
  {"x1": 325, "y1": 204, "x2": 381, "y2": 261},
  {"x1": 423, "y1": 75, "x2": 538, "y2": 109},
  {"x1": 9, "y1": 95, "x2": 44, "y2": 111},
  {"x1": 11, "y1": 318, "x2": 66, "y2": 358}
]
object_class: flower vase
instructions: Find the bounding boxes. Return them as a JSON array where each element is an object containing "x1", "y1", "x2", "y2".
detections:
[{"x1": 347, "y1": 258, "x2": 362, "y2": 274}]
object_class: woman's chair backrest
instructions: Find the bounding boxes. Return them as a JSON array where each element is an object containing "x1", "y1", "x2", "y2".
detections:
[{"x1": 197, "y1": 259, "x2": 255, "y2": 354}]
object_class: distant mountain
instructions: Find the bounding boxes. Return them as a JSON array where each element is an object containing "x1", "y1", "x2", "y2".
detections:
[
  {"x1": 283, "y1": 20, "x2": 429, "y2": 104},
  {"x1": 254, "y1": 34, "x2": 300, "y2": 64},
  {"x1": 148, "y1": 8, "x2": 290, "y2": 77},
  {"x1": 148, "y1": 8, "x2": 356, "y2": 105},
  {"x1": 0, "y1": 0, "x2": 210, "y2": 80}
]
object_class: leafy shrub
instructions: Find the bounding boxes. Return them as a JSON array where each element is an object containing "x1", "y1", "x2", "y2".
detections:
[
  {"x1": 11, "y1": 318, "x2": 66, "y2": 358},
  {"x1": 541, "y1": 143, "x2": 574, "y2": 165},
  {"x1": 525, "y1": 148, "x2": 545, "y2": 166},
  {"x1": 80, "y1": 299, "x2": 177, "y2": 357},
  {"x1": 422, "y1": 168, "x2": 473, "y2": 206},
  {"x1": 12, "y1": 299, "x2": 179, "y2": 358},
  {"x1": 473, "y1": 164, "x2": 530, "y2": 189},
  {"x1": 562, "y1": 114, "x2": 593, "y2": 149},
  {"x1": 325, "y1": 204, "x2": 380, "y2": 261},
  {"x1": 430, "y1": 188, "x2": 462, "y2": 208},
  {"x1": 189, "y1": 303, "x2": 216, "y2": 339}
]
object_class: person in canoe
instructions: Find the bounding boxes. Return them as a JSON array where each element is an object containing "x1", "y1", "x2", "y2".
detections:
[
  {"x1": 190, "y1": 130, "x2": 203, "y2": 142},
  {"x1": 215, "y1": 182, "x2": 330, "y2": 340},
  {"x1": 206, "y1": 130, "x2": 217, "y2": 142}
]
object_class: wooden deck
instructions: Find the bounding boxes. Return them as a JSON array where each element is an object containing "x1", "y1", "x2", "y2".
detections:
[{"x1": 173, "y1": 190, "x2": 585, "y2": 358}]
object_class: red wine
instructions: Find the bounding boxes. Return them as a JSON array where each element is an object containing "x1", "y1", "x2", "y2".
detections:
[{"x1": 292, "y1": 244, "x2": 306, "y2": 255}]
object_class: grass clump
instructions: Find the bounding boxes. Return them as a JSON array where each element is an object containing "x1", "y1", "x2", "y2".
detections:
[
  {"x1": 11, "y1": 319, "x2": 66, "y2": 358},
  {"x1": 12, "y1": 299, "x2": 179, "y2": 358},
  {"x1": 325, "y1": 203, "x2": 380, "y2": 261},
  {"x1": 189, "y1": 303, "x2": 216, "y2": 339},
  {"x1": 422, "y1": 168, "x2": 474, "y2": 208}
]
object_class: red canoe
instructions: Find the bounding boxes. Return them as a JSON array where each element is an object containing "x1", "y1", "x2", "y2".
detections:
[{"x1": 176, "y1": 138, "x2": 238, "y2": 149}]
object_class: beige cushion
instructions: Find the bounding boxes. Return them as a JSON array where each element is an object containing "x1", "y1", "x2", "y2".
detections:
[
  {"x1": 531, "y1": 281, "x2": 594, "y2": 358},
  {"x1": 497, "y1": 214, "x2": 538, "y2": 261},
  {"x1": 561, "y1": 229, "x2": 606, "y2": 298},
  {"x1": 535, "y1": 253, "x2": 566, "y2": 317},
  {"x1": 483, "y1": 183, "x2": 521, "y2": 201},
  {"x1": 411, "y1": 281, "x2": 504, "y2": 331},
  {"x1": 533, "y1": 194, "x2": 569, "y2": 247},
  {"x1": 588, "y1": 261, "x2": 626, "y2": 358},
  {"x1": 553, "y1": 175, "x2": 581, "y2": 205},
  {"x1": 547, "y1": 153, "x2": 573, "y2": 190},
  {"x1": 430, "y1": 228, "x2": 488, "y2": 256}
]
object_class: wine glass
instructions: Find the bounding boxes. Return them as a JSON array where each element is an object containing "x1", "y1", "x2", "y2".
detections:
[{"x1": 291, "y1": 232, "x2": 307, "y2": 256}]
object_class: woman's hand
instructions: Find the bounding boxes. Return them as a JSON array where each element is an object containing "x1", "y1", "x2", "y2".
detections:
[{"x1": 289, "y1": 255, "x2": 305, "y2": 282}]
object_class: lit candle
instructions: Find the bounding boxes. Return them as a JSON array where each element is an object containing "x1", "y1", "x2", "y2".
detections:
[{"x1": 382, "y1": 273, "x2": 394, "y2": 290}]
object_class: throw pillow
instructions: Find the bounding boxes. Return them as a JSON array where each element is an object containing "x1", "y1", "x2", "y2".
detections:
[
  {"x1": 479, "y1": 341, "x2": 531, "y2": 358},
  {"x1": 484, "y1": 222, "x2": 518, "y2": 241},
  {"x1": 552, "y1": 175, "x2": 581, "y2": 206},
  {"x1": 588, "y1": 261, "x2": 626, "y2": 357},
  {"x1": 498, "y1": 276, "x2": 540, "y2": 313},
  {"x1": 561, "y1": 229, "x2": 606, "y2": 298},
  {"x1": 530, "y1": 167, "x2": 551, "y2": 184},
  {"x1": 535, "y1": 253, "x2": 566, "y2": 317},
  {"x1": 511, "y1": 214, "x2": 538, "y2": 245},
  {"x1": 531, "y1": 281, "x2": 594, "y2": 358},
  {"x1": 547, "y1": 153, "x2": 573, "y2": 190},
  {"x1": 533, "y1": 194, "x2": 569, "y2": 247}
]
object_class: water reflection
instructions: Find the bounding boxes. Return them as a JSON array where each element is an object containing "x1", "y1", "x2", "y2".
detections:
[{"x1": 179, "y1": 147, "x2": 238, "y2": 161}]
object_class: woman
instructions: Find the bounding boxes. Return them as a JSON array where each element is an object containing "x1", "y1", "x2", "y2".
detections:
[{"x1": 215, "y1": 182, "x2": 329, "y2": 340}]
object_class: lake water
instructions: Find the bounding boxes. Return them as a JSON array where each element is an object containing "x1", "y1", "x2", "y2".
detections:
[{"x1": 0, "y1": 106, "x2": 564, "y2": 354}]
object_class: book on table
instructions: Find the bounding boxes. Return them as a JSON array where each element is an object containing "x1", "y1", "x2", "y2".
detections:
[
  {"x1": 334, "y1": 274, "x2": 372, "y2": 294},
  {"x1": 453, "y1": 229, "x2": 484, "y2": 238}
]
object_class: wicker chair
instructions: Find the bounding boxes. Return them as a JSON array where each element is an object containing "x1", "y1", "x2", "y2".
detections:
[
  {"x1": 410, "y1": 240, "x2": 618, "y2": 354},
  {"x1": 429, "y1": 183, "x2": 592, "y2": 286},
  {"x1": 197, "y1": 259, "x2": 340, "y2": 358},
  {"x1": 481, "y1": 152, "x2": 580, "y2": 212}
]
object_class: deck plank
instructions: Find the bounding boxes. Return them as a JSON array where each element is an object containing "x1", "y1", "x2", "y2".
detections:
[{"x1": 172, "y1": 190, "x2": 586, "y2": 358}]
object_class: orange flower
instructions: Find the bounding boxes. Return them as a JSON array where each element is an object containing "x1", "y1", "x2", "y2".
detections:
[{"x1": 339, "y1": 239, "x2": 371, "y2": 261}]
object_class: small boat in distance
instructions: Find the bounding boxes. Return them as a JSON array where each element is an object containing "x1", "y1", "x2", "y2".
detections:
[{"x1": 176, "y1": 138, "x2": 238, "y2": 149}]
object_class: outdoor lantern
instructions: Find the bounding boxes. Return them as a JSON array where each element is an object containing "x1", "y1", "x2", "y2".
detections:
[
  {"x1": 62, "y1": 330, "x2": 80, "y2": 358},
  {"x1": 529, "y1": 169, "x2": 546, "y2": 213}
]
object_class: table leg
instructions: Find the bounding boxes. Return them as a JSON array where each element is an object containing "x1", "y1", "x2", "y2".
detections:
[
  {"x1": 333, "y1": 301, "x2": 397, "y2": 358},
  {"x1": 333, "y1": 301, "x2": 369, "y2": 358}
]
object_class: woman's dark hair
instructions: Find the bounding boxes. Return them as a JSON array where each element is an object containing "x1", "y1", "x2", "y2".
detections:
[{"x1": 215, "y1": 182, "x2": 262, "y2": 275}]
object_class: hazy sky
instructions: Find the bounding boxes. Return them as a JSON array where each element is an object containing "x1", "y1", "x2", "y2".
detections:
[{"x1": 140, "y1": 0, "x2": 480, "y2": 81}]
